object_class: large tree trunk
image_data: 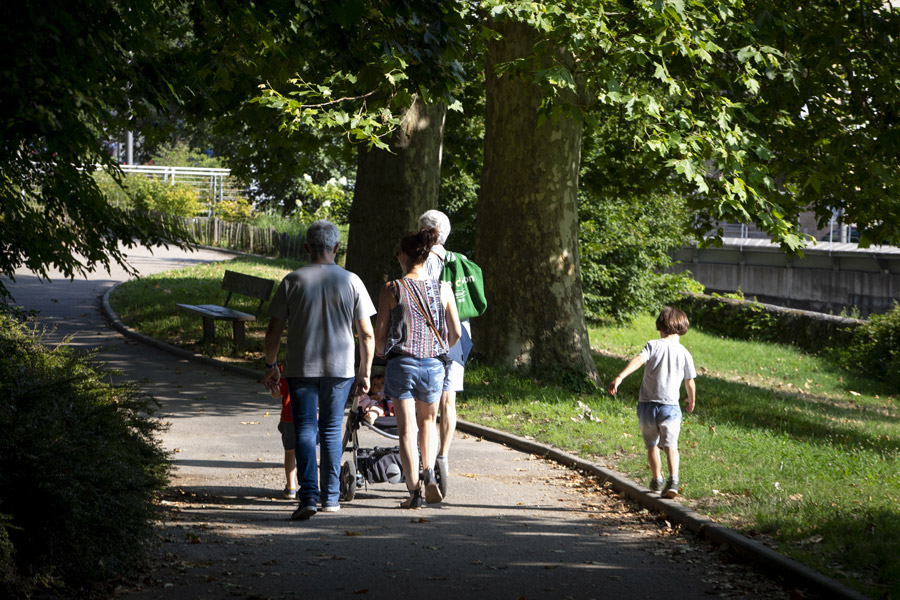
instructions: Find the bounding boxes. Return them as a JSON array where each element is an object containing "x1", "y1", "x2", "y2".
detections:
[
  {"x1": 345, "y1": 96, "x2": 447, "y2": 302},
  {"x1": 474, "y1": 18, "x2": 599, "y2": 382}
]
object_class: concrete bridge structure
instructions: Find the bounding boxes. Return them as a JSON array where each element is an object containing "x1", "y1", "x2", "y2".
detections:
[{"x1": 669, "y1": 238, "x2": 900, "y2": 318}]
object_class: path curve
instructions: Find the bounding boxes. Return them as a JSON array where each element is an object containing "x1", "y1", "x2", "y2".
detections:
[{"x1": 4, "y1": 245, "x2": 845, "y2": 600}]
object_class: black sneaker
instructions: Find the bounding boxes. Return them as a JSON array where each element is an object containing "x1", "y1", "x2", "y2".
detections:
[
  {"x1": 662, "y1": 478, "x2": 680, "y2": 499},
  {"x1": 422, "y1": 468, "x2": 443, "y2": 504},
  {"x1": 291, "y1": 503, "x2": 317, "y2": 520},
  {"x1": 649, "y1": 477, "x2": 665, "y2": 493}
]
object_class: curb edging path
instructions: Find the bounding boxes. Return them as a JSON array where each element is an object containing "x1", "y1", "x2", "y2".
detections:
[
  {"x1": 454, "y1": 421, "x2": 869, "y2": 600},
  {"x1": 101, "y1": 286, "x2": 870, "y2": 600}
]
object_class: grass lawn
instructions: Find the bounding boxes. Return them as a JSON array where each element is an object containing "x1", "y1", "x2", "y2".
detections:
[
  {"x1": 109, "y1": 256, "x2": 300, "y2": 368},
  {"x1": 110, "y1": 258, "x2": 900, "y2": 599}
]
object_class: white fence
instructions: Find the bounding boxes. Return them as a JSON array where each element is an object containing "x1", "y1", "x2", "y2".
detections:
[{"x1": 117, "y1": 164, "x2": 246, "y2": 209}]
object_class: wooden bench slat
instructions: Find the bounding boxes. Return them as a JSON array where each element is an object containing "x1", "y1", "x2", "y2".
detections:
[{"x1": 176, "y1": 303, "x2": 256, "y2": 321}]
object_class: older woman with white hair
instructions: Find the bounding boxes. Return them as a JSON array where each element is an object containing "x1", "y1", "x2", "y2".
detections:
[{"x1": 417, "y1": 209, "x2": 473, "y2": 498}]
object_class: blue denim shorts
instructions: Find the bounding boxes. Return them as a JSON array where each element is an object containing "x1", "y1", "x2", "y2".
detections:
[
  {"x1": 637, "y1": 402, "x2": 682, "y2": 450},
  {"x1": 385, "y1": 355, "x2": 445, "y2": 404}
]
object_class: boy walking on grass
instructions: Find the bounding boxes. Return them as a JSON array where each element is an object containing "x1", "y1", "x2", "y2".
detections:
[{"x1": 608, "y1": 306, "x2": 697, "y2": 498}]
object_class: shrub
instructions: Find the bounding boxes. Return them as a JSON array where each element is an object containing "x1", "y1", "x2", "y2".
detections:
[
  {"x1": 579, "y1": 191, "x2": 702, "y2": 324},
  {"x1": 216, "y1": 197, "x2": 255, "y2": 223},
  {"x1": 295, "y1": 177, "x2": 351, "y2": 225},
  {"x1": 841, "y1": 302, "x2": 900, "y2": 386},
  {"x1": 93, "y1": 172, "x2": 131, "y2": 208},
  {"x1": 155, "y1": 182, "x2": 204, "y2": 217},
  {"x1": 125, "y1": 177, "x2": 204, "y2": 217},
  {"x1": 0, "y1": 314, "x2": 169, "y2": 598}
]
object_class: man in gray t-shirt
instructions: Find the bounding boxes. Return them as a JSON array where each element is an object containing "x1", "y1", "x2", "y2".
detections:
[
  {"x1": 263, "y1": 220, "x2": 375, "y2": 520},
  {"x1": 608, "y1": 307, "x2": 697, "y2": 499}
]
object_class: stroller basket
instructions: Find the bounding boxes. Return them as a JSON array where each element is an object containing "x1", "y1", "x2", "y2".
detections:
[{"x1": 339, "y1": 395, "x2": 445, "y2": 502}]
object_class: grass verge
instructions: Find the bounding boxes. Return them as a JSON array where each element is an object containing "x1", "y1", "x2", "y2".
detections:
[
  {"x1": 108, "y1": 256, "x2": 300, "y2": 369},
  {"x1": 111, "y1": 260, "x2": 900, "y2": 599}
]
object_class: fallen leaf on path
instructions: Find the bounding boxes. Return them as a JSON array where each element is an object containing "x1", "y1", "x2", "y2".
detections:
[{"x1": 343, "y1": 531, "x2": 363, "y2": 537}]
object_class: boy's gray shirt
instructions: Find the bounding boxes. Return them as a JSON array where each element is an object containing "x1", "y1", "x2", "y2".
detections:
[{"x1": 638, "y1": 338, "x2": 696, "y2": 405}]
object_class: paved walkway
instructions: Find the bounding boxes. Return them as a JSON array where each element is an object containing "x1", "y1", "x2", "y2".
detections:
[{"x1": 5, "y1": 245, "x2": 811, "y2": 600}]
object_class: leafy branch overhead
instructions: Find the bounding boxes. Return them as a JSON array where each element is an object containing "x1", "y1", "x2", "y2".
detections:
[
  {"x1": 255, "y1": 74, "x2": 406, "y2": 150},
  {"x1": 254, "y1": 1, "x2": 470, "y2": 150}
]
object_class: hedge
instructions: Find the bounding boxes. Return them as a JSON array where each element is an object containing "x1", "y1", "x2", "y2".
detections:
[{"x1": 673, "y1": 292, "x2": 863, "y2": 354}]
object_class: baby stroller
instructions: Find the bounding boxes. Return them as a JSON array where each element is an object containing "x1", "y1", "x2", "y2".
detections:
[{"x1": 339, "y1": 366, "x2": 446, "y2": 502}]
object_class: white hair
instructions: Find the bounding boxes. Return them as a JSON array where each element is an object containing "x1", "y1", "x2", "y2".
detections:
[
  {"x1": 306, "y1": 220, "x2": 340, "y2": 253},
  {"x1": 417, "y1": 210, "x2": 451, "y2": 245}
]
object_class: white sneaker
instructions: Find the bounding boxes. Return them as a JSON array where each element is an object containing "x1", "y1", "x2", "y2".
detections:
[
  {"x1": 283, "y1": 486, "x2": 298, "y2": 499},
  {"x1": 320, "y1": 504, "x2": 341, "y2": 513}
]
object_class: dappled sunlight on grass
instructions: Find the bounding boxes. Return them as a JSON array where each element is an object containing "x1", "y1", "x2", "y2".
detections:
[{"x1": 463, "y1": 319, "x2": 899, "y2": 599}]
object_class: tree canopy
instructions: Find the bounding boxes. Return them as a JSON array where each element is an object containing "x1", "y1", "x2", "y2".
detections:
[
  {"x1": 0, "y1": 1, "x2": 192, "y2": 302},
  {"x1": 5, "y1": 1, "x2": 899, "y2": 376}
]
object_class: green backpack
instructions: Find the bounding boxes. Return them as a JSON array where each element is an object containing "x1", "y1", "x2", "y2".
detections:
[{"x1": 441, "y1": 251, "x2": 487, "y2": 320}]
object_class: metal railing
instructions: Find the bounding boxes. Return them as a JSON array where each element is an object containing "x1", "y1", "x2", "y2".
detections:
[{"x1": 117, "y1": 164, "x2": 243, "y2": 207}]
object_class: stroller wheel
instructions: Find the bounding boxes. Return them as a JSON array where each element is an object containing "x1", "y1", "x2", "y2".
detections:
[{"x1": 340, "y1": 460, "x2": 357, "y2": 502}]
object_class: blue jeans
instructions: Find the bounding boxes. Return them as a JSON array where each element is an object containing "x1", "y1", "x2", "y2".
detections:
[{"x1": 287, "y1": 377, "x2": 353, "y2": 508}]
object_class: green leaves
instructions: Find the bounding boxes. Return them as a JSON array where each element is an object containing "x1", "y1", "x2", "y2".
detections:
[{"x1": 247, "y1": 1, "x2": 470, "y2": 153}]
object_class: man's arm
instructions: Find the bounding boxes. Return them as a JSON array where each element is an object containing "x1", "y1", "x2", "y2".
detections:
[
  {"x1": 684, "y1": 378, "x2": 696, "y2": 413},
  {"x1": 353, "y1": 316, "x2": 375, "y2": 397},
  {"x1": 263, "y1": 317, "x2": 286, "y2": 393},
  {"x1": 607, "y1": 355, "x2": 647, "y2": 395}
]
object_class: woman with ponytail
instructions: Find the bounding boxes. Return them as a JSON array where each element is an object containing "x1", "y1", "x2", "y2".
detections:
[{"x1": 374, "y1": 228, "x2": 461, "y2": 508}]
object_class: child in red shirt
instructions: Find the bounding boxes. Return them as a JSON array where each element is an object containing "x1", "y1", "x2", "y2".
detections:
[{"x1": 269, "y1": 366, "x2": 298, "y2": 499}]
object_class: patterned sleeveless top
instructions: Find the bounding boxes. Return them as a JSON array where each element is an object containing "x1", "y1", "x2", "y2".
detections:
[{"x1": 383, "y1": 277, "x2": 448, "y2": 359}]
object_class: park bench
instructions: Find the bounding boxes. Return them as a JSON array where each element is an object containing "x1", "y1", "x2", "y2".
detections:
[{"x1": 176, "y1": 270, "x2": 274, "y2": 351}]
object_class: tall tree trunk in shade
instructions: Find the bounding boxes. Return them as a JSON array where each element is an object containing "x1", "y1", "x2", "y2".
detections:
[
  {"x1": 474, "y1": 18, "x2": 599, "y2": 382},
  {"x1": 345, "y1": 96, "x2": 447, "y2": 302}
]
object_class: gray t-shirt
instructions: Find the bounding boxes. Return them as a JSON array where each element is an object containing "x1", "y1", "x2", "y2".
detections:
[
  {"x1": 267, "y1": 263, "x2": 376, "y2": 378},
  {"x1": 638, "y1": 338, "x2": 696, "y2": 405}
]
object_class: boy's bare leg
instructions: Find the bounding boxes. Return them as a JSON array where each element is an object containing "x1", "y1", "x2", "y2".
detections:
[
  {"x1": 284, "y1": 449, "x2": 297, "y2": 490},
  {"x1": 663, "y1": 446, "x2": 680, "y2": 481},
  {"x1": 438, "y1": 390, "x2": 457, "y2": 457},
  {"x1": 647, "y1": 446, "x2": 663, "y2": 480}
]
